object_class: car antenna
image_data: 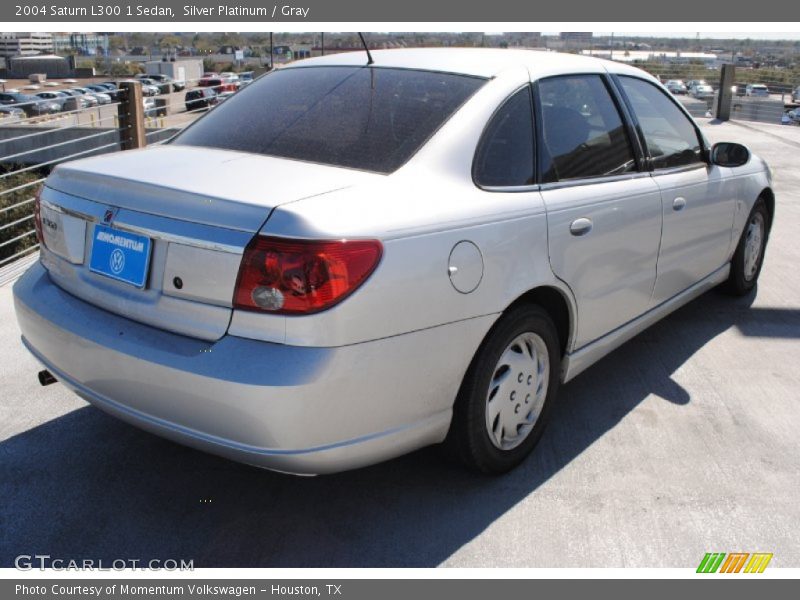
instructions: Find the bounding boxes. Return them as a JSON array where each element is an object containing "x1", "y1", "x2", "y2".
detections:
[{"x1": 358, "y1": 32, "x2": 374, "y2": 65}]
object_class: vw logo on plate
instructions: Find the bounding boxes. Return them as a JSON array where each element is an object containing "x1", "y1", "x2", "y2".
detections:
[{"x1": 109, "y1": 248, "x2": 125, "y2": 275}]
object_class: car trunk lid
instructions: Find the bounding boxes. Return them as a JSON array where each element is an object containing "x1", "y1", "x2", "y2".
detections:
[{"x1": 39, "y1": 145, "x2": 379, "y2": 341}]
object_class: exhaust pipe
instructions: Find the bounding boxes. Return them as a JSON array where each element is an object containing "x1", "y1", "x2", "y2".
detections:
[{"x1": 38, "y1": 369, "x2": 57, "y2": 386}]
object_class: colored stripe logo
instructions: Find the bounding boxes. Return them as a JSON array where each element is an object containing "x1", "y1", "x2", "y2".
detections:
[{"x1": 697, "y1": 552, "x2": 773, "y2": 573}]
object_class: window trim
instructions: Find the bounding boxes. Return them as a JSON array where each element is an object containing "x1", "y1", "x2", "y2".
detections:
[
  {"x1": 611, "y1": 74, "x2": 710, "y2": 172},
  {"x1": 471, "y1": 84, "x2": 537, "y2": 192},
  {"x1": 532, "y1": 73, "x2": 644, "y2": 185},
  {"x1": 538, "y1": 170, "x2": 653, "y2": 192}
]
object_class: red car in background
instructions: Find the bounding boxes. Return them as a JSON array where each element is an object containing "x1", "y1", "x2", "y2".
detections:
[{"x1": 198, "y1": 76, "x2": 238, "y2": 94}]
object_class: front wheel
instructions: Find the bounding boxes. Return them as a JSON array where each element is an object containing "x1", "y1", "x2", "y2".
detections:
[
  {"x1": 445, "y1": 305, "x2": 561, "y2": 474},
  {"x1": 726, "y1": 198, "x2": 770, "y2": 296}
]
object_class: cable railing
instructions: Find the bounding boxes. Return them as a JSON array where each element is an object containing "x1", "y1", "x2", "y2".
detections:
[
  {"x1": 0, "y1": 243, "x2": 39, "y2": 269},
  {"x1": 0, "y1": 196, "x2": 36, "y2": 216},
  {"x1": 1, "y1": 129, "x2": 121, "y2": 164},
  {"x1": 0, "y1": 113, "x2": 122, "y2": 146},
  {"x1": 0, "y1": 177, "x2": 46, "y2": 199}
]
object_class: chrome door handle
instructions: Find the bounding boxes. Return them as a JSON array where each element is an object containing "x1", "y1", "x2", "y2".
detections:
[
  {"x1": 672, "y1": 197, "x2": 687, "y2": 211},
  {"x1": 569, "y1": 217, "x2": 593, "y2": 236}
]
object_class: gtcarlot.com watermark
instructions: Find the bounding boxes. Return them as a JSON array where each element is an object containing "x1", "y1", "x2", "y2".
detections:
[{"x1": 15, "y1": 554, "x2": 194, "y2": 571}]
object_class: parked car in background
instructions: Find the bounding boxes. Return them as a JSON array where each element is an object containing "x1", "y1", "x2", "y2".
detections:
[
  {"x1": 85, "y1": 84, "x2": 118, "y2": 101},
  {"x1": 0, "y1": 91, "x2": 60, "y2": 116},
  {"x1": 35, "y1": 91, "x2": 70, "y2": 110},
  {"x1": 689, "y1": 81, "x2": 715, "y2": 100},
  {"x1": 746, "y1": 84, "x2": 770, "y2": 97},
  {"x1": 15, "y1": 50, "x2": 774, "y2": 476},
  {"x1": 143, "y1": 96, "x2": 157, "y2": 115},
  {"x1": 139, "y1": 73, "x2": 185, "y2": 92},
  {"x1": 0, "y1": 105, "x2": 25, "y2": 120},
  {"x1": 783, "y1": 108, "x2": 800, "y2": 125},
  {"x1": 184, "y1": 87, "x2": 219, "y2": 111},
  {"x1": 119, "y1": 79, "x2": 159, "y2": 96},
  {"x1": 198, "y1": 76, "x2": 238, "y2": 94},
  {"x1": 220, "y1": 72, "x2": 240, "y2": 86},
  {"x1": 665, "y1": 79, "x2": 688, "y2": 94},
  {"x1": 37, "y1": 91, "x2": 91, "y2": 111},
  {"x1": 238, "y1": 72, "x2": 255, "y2": 87},
  {"x1": 67, "y1": 88, "x2": 99, "y2": 107},
  {"x1": 72, "y1": 87, "x2": 110, "y2": 105},
  {"x1": 97, "y1": 82, "x2": 123, "y2": 100},
  {"x1": 791, "y1": 85, "x2": 800, "y2": 104}
]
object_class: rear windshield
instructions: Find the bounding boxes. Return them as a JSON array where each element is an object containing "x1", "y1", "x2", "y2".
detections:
[{"x1": 172, "y1": 66, "x2": 485, "y2": 173}]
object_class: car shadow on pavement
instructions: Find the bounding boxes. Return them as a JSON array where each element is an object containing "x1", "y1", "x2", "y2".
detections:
[{"x1": 2, "y1": 288, "x2": 796, "y2": 568}]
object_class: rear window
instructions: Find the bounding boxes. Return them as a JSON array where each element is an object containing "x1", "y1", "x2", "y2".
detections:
[{"x1": 172, "y1": 66, "x2": 485, "y2": 173}]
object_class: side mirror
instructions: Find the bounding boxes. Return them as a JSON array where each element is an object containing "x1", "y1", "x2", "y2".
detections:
[{"x1": 711, "y1": 142, "x2": 750, "y2": 167}]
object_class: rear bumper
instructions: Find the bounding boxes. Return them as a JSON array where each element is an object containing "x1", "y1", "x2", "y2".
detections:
[{"x1": 13, "y1": 262, "x2": 493, "y2": 474}]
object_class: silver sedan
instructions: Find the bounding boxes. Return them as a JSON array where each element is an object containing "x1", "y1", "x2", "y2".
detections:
[{"x1": 14, "y1": 49, "x2": 773, "y2": 474}]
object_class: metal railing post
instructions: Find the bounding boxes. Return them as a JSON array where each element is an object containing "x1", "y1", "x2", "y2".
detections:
[
  {"x1": 117, "y1": 80, "x2": 146, "y2": 150},
  {"x1": 715, "y1": 64, "x2": 735, "y2": 121}
]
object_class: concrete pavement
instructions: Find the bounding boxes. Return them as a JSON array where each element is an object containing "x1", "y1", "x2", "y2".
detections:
[{"x1": 0, "y1": 119, "x2": 798, "y2": 568}]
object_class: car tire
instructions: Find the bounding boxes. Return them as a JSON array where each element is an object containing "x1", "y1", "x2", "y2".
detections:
[
  {"x1": 445, "y1": 304, "x2": 561, "y2": 474},
  {"x1": 725, "y1": 197, "x2": 770, "y2": 296}
]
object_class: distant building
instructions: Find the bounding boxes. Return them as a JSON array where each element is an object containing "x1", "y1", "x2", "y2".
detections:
[
  {"x1": 559, "y1": 32, "x2": 593, "y2": 48},
  {"x1": 145, "y1": 58, "x2": 203, "y2": 85},
  {"x1": 0, "y1": 32, "x2": 54, "y2": 58},
  {"x1": 7, "y1": 54, "x2": 71, "y2": 78},
  {"x1": 509, "y1": 32, "x2": 543, "y2": 47},
  {"x1": 267, "y1": 44, "x2": 312, "y2": 62},
  {"x1": 288, "y1": 45, "x2": 312, "y2": 59},
  {"x1": 52, "y1": 33, "x2": 108, "y2": 56}
]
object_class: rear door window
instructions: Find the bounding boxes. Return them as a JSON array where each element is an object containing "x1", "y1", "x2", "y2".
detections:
[{"x1": 174, "y1": 66, "x2": 485, "y2": 173}]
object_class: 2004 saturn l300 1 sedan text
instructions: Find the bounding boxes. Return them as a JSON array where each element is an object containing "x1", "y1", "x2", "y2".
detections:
[{"x1": 13, "y1": 49, "x2": 773, "y2": 475}]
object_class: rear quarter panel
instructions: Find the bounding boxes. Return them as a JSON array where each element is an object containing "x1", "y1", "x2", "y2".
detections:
[{"x1": 228, "y1": 67, "x2": 574, "y2": 347}]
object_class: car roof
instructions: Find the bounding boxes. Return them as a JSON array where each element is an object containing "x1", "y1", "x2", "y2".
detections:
[{"x1": 285, "y1": 48, "x2": 658, "y2": 81}]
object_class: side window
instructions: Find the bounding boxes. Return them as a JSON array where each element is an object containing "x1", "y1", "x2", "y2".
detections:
[
  {"x1": 473, "y1": 87, "x2": 534, "y2": 187},
  {"x1": 538, "y1": 75, "x2": 636, "y2": 183},
  {"x1": 618, "y1": 76, "x2": 704, "y2": 170}
]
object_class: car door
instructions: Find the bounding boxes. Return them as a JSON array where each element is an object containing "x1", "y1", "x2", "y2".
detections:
[
  {"x1": 615, "y1": 76, "x2": 734, "y2": 305},
  {"x1": 536, "y1": 74, "x2": 663, "y2": 349}
]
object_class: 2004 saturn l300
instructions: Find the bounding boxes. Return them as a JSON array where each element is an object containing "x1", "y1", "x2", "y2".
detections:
[{"x1": 14, "y1": 49, "x2": 773, "y2": 474}]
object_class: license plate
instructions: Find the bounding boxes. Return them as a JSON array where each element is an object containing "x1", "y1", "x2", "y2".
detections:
[{"x1": 89, "y1": 224, "x2": 152, "y2": 288}]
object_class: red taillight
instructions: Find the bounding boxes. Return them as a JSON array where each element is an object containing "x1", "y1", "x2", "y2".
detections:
[
  {"x1": 33, "y1": 187, "x2": 43, "y2": 245},
  {"x1": 233, "y1": 236, "x2": 383, "y2": 315}
]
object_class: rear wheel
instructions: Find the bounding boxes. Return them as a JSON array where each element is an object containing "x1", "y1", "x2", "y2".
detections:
[
  {"x1": 445, "y1": 305, "x2": 561, "y2": 474},
  {"x1": 726, "y1": 198, "x2": 769, "y2": 296}
]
